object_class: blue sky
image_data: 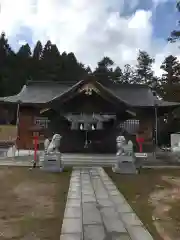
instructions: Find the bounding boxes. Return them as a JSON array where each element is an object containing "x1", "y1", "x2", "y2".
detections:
[
  {"x1": 121, "y1": 0, "x2": 179, "y2": 39},
  {"x1": 0, "y1": 0, "x2": 179, "y2": 76},
  {"x1": 152, "y1": 0, "x2": 179, "y2": 38},
  {"x1": 122, "y1": 0, "x2": 153, "y2": 16},
  {"x1": 9, "y1": 26, "x2": 34, "y2": 50}
]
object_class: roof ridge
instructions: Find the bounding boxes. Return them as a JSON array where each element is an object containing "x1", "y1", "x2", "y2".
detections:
[
  {"x1": 26, "y1": 80, "x2": 82, "y2": 86},
  {"x1": 26, "y1": 79, "x2": 150, "y2": 89},
  {"x1": 105, "y1": 83, "x2": 149, "y2": 88}
]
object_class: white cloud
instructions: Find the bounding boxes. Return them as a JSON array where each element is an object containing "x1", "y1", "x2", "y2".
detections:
[{"x1": 0, "y1": 0, "x2": 179, "y2": 77}]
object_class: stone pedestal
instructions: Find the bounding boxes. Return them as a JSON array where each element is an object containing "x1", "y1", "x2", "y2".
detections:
[
  {"x1": 112, "y1": 155, "x2": 137, "y2": 174},
  {"x1": 41, "y1": 152, "x2": 64, "y2": 172}
]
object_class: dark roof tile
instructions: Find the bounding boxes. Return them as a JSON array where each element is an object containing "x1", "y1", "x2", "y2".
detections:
[
  {"x1": 105, "y1": 83, "x2": 155, "y2": 106},
  {"x1": 4, "y1": 81, "x2": 75, "y2": 104},
  {"x1": 2, "y1": 80, "x2": 180, "y2": 108}
]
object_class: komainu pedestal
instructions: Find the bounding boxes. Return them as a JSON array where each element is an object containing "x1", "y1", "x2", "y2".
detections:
[
  {"x1": 41, "y1": 134, "x2": 64, "y2": 172},
  {"x1": 112, "y1": 136, "x2": 137, "y2": 174}
]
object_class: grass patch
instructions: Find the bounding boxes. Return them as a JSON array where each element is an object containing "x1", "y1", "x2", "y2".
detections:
[
  {"x1": 0, "y1": 166, "x2": 71, "y2": 239},
  {"x1": 105, "y1": 168, "x2": 180, "y2": 240}
]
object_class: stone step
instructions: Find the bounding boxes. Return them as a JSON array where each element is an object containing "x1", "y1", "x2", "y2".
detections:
[
  {"x1": 39, "y1": 155, "x2": 116, "y2": 167},
  {"x1": 63, "y1": 159, "x2": 116, "y2": 165}
]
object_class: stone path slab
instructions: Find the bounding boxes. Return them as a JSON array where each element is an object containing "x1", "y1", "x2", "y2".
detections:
[{"x1": 60, "y1": 167, "x2": 154, "y2": 240}]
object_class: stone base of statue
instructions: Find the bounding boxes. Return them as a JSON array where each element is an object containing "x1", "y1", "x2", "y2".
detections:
[
  {"x1": 112, "y1": 154, "x2": 137, "y2": 174},
  {"x1": 112, "y1": 161, "x2": 137, "y2": 174},
  {"x1": 40, "y1": 152, "x2": 64, "y2": 172},
  {"x1": 112, "y1": 138, "x2": 137, "y2": 174}
]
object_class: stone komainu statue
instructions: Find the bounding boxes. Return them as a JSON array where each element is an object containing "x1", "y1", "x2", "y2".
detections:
[
  {"x1": 116, "y1": 135, "x2": 126, "y2": 156},
  {"x1": 116, "y1": 135, "x2": 134, "y2": 157},
  {"x1": 46, "y1": 134, "x2": 62, "y2": 154}
]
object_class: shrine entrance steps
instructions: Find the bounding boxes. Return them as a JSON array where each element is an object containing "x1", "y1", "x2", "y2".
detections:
[{"x1": 61, "y1": 154, "x2": 117, "y2": 167}]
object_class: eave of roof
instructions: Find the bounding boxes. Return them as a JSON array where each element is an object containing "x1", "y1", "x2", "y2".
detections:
[
  {"x1": 2, "y1": 81, "x2": 77, "y2": 104},
  {"x1": 154, "y1": 99, "x2": 180, "y2": 109}
]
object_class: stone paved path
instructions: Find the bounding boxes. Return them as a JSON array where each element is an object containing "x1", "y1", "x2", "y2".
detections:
[{"x1": 60, "y1": 167, "x2": 154, "y2": 240}]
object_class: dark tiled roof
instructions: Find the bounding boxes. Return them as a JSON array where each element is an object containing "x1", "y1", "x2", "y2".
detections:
[
  {"x1": 101, "y1": 82, "x2": 180, "y2": 108},
  {"x1": 1, "y1": 79, "x2": 180, "y2": 108},
  {"x1": 3, "y1": 81, "x2": 75, "y2": 104},
  {"x1": 104, "y1": 83, "x2": 156, "y2": 107}
]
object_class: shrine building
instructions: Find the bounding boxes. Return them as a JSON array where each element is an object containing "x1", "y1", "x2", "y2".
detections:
[{"x1": 0, "y1": 76, "x2": 179, "y2": 153}]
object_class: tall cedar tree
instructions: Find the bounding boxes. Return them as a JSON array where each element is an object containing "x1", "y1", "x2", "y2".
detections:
[
  {"x1": 135, "y1": 50, "x2": 156, "y2": 86},
  {"x1": 0, "y1": 33, "x2": 16, "y2": 96},
  {"x1": 122, "y1": 64, "x2": 135, "y2": 84},
  {"x1": 31, "y1": 41, "x2": 43, "y2": 80},
  {"x1": 160, "y1": 55, "x2": 180, "y2": 101},
  {"x1": 15, "y1": 43, "x2": 32, "y2": 91},
  {"x1": 160, "y1": 55, "x2": 180, "y2": 85}
]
